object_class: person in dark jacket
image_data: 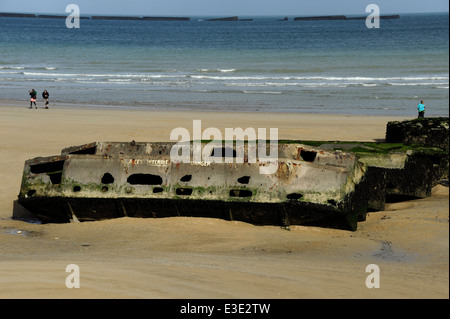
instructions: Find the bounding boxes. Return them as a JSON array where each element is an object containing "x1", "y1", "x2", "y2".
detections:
[
  {"x1": 42, "y1": 90, "x2": 50, "y2": 109},
  {"x1": 29, "y1": 89, "x2": 37, "y2": 109}
]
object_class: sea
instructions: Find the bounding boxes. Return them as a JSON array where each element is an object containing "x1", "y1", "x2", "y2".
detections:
[{"x1": 0, "y1": 13, "x2": 448, "y2": 116}]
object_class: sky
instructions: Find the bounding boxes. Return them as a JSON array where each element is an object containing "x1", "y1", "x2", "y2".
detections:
[{"x1": 0, "y1": 0, "x2": 448, "y2": 16}]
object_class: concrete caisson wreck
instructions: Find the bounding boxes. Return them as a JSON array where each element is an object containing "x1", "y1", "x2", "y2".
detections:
[
  {"x1": 17, "y1": 118, "x2": 448, "y2": 231},
  {"x1": 18, "y1": 141, "x2": 368, "y2": 230},
  {"x1": 315, "y1": 142, "x2": 448, "y2": 211}
]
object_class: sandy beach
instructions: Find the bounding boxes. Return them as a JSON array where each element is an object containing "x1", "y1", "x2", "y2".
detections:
[{"x1": 0, "y1": 101, "x2": 448, "y2": 299}]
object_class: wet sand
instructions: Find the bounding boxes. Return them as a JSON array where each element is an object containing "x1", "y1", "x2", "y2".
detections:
[{"x1": 0, "y1": 101, "x2": 448, "y2": 299}]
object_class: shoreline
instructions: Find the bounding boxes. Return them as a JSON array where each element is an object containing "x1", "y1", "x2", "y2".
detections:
[
  {"x1": 1, "y1": 99, "x2": 435, "y2": 118},
  {"x1": 0, "y1": 100, "x2": 447, "y2": 299}
]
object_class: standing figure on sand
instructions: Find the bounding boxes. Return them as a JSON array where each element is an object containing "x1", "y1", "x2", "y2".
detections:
[
  {"x1": 29, "y1": 89, "x2": 37, "y2": 109},
  {"x1": 417, "y1": 100, "x2": 425, "y2": 118},
  {"x1": 42, "y1": 90, "x2": 50, "y2": 109},
  {"x1": 28, "y1": 89, "x2": 50, "y2": 109}
]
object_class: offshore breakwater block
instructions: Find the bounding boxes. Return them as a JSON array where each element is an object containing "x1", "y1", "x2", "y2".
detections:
[{"x1": 17, "y1": 141, "x2": 367, "y2": 230}]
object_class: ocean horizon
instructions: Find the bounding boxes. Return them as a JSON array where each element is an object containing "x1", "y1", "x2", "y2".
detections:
[{"x1": 0, "y1": 12, "x2": 448, "y2": 116}]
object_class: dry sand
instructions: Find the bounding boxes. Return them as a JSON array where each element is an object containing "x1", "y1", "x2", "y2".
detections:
[{"x1": 0, "y1": 101, "x2": 448, "y2": 299}]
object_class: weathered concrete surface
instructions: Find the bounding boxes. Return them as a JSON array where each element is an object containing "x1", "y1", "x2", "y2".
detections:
[
  {"x1": 18, "y1": 142, "x2": 367, "y2": 230},
  {"x1": 316, "y1": 141, "x2": 448, "y2": 211},
  {"x1": 385, "y1": 117, "x2": 449, "y2": 193},
  {"x1": 359, "y1": 151, "x2": 445, "y2": 209},
  {"x1": 386, "y1": 117, "x2": 449, "y2": 150}
]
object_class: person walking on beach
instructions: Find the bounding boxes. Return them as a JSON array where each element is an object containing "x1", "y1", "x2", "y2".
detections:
[
  {"x1": 29, "y1": 89, "x2": 37, "y2": 109},
  {"x1": 42, "y1": 90, "x2": 49, "y2": 109},
  {"x1": 417, "y1": 100, "x2": 425, "y2": 118}
]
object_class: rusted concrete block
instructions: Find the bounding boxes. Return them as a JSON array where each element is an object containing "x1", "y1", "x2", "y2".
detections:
[{"x1": 18, "y1": 142, "x2": 367, "y2": 230}]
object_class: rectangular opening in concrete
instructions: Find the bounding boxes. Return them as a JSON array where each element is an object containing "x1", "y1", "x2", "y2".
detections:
[
  {"x1": 327, "y1": 199, "x2": 337, "y2": 206},
  {"x1": 176, "y1": 188, "x2": 193, "y2": 196},
  {"x1": 237, "y1": 176, "x2": 250, "y2": 184},
  {"x1": 180, "y1": 174, "x2": 192, "y2": 182},
  {"x1": 27, "y1": 189, "x2": 36, "y2": 197},
  {"x1": 101, "y1": 173, "x2": 115, "y2": 184},
  {"x1": 287, "y1": 193, "x2": 303, "y2": 200},
  {"x1": 229, "y1": 189, "x2": 253, "y2": 197},
  {"x1": 300, "y1": 150, "x2": 317, "y2": 162},
  {"x1": 127, "y1": 174, "x2": 163, "y2": 185},
  {"x1": 29, "y1": 160, "x2": 65, "y2": 185},
  {"x1": 153, "y1": 187, "x2": 164, "y2": 193},
  {"x1": 30, "y1": 160, "x2": 65, "y2": 174}
]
